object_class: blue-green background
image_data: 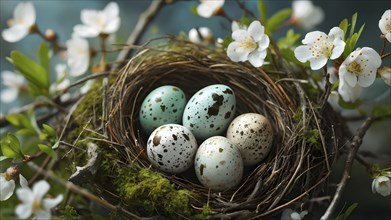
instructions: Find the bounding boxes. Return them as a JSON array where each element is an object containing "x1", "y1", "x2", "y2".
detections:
[{"x1": 1, "y1": 0, "x2": 390, "y2": 219}]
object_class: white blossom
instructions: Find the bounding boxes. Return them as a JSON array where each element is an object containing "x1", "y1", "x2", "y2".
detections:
[
  {"x1": 1, "y1": 70, "x2": 25, "y2": 103},
  {"x1": 197, "y1": 0, "x2": 225, "y2": 18},
  {"x1": 379, "y1": 9, "x2": 391, "y2": 42},
  {"x1": 292, "y1": 0, "x2": 324, "y2": 30},
  {"x1": 15, "y1": 180, "x2": 63, "y2": 219},
  {"x1": 231, "y1": 21, "x2": 247, "y2": 32},
  {"x1": 227, "y1": 20, "x2": 270, "y2": 67},
  {"x1": 188, "y1": 27, "x2": 213, "y2": 44},
  {"x1": 73, "y1": 2, "x2": 120, "y2": 38},
  {"x1": 379, "y1": 67, "x2": 391, "y2": 86},
  {"x1": 80, "y1": 79, "x2": 95, "y2": 94},
  {"x1": 339, "y1": 47, "x2": 382, "y2": 88},
  {"x1": 294, "y1": 27, "x2": 345, "y2": 70},
  {"x1": 281, "y1": 209, "x2": 308, "y2": 220},
  {"x1": 2, "y1": 2, "x2": 36, "y2": 43},
  {"x1": 66, "y1": 36, "x2": 90, "y2": 76},
  {"x1": 1, "y1": 166, "x2": 28, "y2": 201},
  {"x1": 338, "y1": 77, "x2": 363, "y2": 102},
  {"x1": 372, "y1": 175, "x2": 391, "y2": 197}
]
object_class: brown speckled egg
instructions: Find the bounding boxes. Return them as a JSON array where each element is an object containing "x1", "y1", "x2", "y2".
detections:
[
  {"x1": 147, "y1": 124, "x2": 198, "y2": 173},
  {"x1": 226, "y1": 113, "x2": 273, "y2": 166}
]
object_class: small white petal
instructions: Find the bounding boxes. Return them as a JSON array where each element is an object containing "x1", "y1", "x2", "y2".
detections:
[
  {"x1": 2, "y1": 25, "x2": 29, "y2": 43},
  {"x1": 302, "y1": 31, "x2": 326, "y2": 44},
  {"x1": 197, "y1": 3, "x2": 215, "y2": 18},
  {"x1": 16, "y1": 188, "x2": 34, "y2": 204},
  {"x1": 0, "y1": 176, "x2": 15, "y2": 201},
  {"x1": 14, "y1": 2, "x2": 36, "y2": 27},
  {"x1": 374, "y1": 176, "x2": 391, "y2": 197},
  {"x1": 328, "y1": 27, "x2": 344, "y2": 41},
  {"x1": 19, "y1": 174, "x2": 28, "y2": 189},
  {"x1": 80, "y1": 80, "x2": 95, "y2": 94},
  {"x1": 309, "y1": 57, "x2": 327, "y2": 70},
  {"x1": 15, "y1": 203, "x2": 33, "y2": 219},
  {"x1": 80, "y1": 9, "x2": 100, "y2": 28},
  {"x1": 386, "y1": 33, "x2": 391, "y2": 43},
  {"x1": 294, "y1": 45, "x2": 312, "y2": 63},
  {"x1": 380, "y1": 68, "x2": 391, "y2": 86},
  {"x1": 232, "y1": 29, "x2": 250, "y2": 41},
  {"x1": 248, "y1": 50, "x2": 266, "y2": 67},
  {"x1": 361, "y1": 47, "x2": 382, "y2": 68},
  {"x1": 73, "y1": 24, "x2": 99, "y2": 38},
  {"x1": 103, "y1": 17, "x2": 120, "y2": 34},
  {"x1": 357, "y1": 72, "x2": 376, "y2": 87},
  {"x1": 1, "y1": 88, "x2": 18, "y2": 103},
  {"x1": 257, "y1": 35, "x2": 270, "y2": 50},
  {"x1": 188, "y1": 28, "x2": 201, "y2": 43},
  {"x1": 378, "y1": 10, "x2": 391, "y2": 38},
  {"x1": 35, "y1": 209, "x2": 51, "y2": 220},
  {"x1": 227, "y1": 42, "x2": 248, "y2": 62},
  {"x1": 281, "y1": 209, "x2": 293, "y2": 220},
  {"x1": 343, "y1": 71, "x2": 358, "y2": 87},
  {"x1": 103, "y1": 2, "x2": 119, "y2": 19},
  {"x1": 43, "y1": 194, "x2": 63, "y2": 209},
  {"x1": 32, "y1": 180, "x2": 50, "y2": 201},
  {"x1": 247, "y1": 21, "x2": 264, "y2": 42},
  {"x1": 338, "y1": 78, "x2": 363, "y2": 102},
  {"x1": 330, "y1": 39, "x2": 346, "y2": 60}
]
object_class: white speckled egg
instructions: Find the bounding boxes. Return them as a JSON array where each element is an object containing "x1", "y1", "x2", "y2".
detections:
[
  {"x1": 194, "y1": 136, "x2": 243, "y2": 191},
  {"x1": 226, "y1": 113, "x2": 273, "y2": 166},
  {"x1": 183, "y1": 84, "x2": 236, "y2": 140},
  {"x1": 140, "y1": 85, "x2": 187, "y2": 134},
  {"x1": 147, "y1": 124, "x2": 198, "y2": 174}
]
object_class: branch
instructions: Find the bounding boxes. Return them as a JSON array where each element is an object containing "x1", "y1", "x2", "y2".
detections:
[{"x1": 320, "y1": 116, "x2": 388, "y2": 220}]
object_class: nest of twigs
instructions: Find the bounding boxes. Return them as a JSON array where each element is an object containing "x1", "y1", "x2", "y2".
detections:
[{"x1": 106, "y1": 38, "x2": 338, "y2": 219}]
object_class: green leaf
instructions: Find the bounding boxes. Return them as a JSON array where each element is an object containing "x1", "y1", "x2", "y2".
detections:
[
  {"x1": 331, "y1": 80, "x2": 340, "y2": 91},
  {"x1": 239, "y1": 16, "x2": 252, "y2": 27},
  {"x1": 350, "y1": 13, "x2": 358, "y2": 37},
  {"x1": 52, "y1": 141, "x2": 60, "y2": 149},
  {"x1": 336, "y1": 203, "x2": 358, "y2": 220},
  {"x1": 277, "y1": 29, "x2": 301, "y2": 48},
  {"x1": 338, "y1": 95, "x2": 363, "y2": 109},
  {"x1": 38, "y1": 42, "x2": 50, "y2": 73},
  {"x1": 42, "y1": 124, "x2": 57, "y2": 138},
  {"x1": 222, "y1": 36, "x2": 233, "y2": 49},
  {"x1": 257, "y1": 0, "x2": 268, "y2": 24},
  {"x1": 37, "y1": 144, "x2": 55, "y2": 157},
  {"x1": 266, "y1": 8, "x2": 292, "y2": 34},
  {"x1": 372, "y1": 105, "x2": 391, "y2": 117},
  {"x1": 339, "y1": 18, "x2": 349, "y2": 39},
  {"x1": 0, "y1": 133, "x2": 23, "y2": 159},
  {"x1": 16, "y1": 128, "x2": 37, "y2": 136},
  {"x1": 190, "y1": 6, "x2": 198, "y2": 16},
  {"x1": 10, "y1": 51, "x2": 50, "y2": 89},
  {"x1": 6, "y1": 114, "x2": 35, "y2": 131},
  {"x1": 0, "y1": 156, "x2": 9, "y2": 162}
]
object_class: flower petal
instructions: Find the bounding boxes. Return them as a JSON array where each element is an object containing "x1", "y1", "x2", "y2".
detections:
[
  {"x1": 361, "y1": 47, "x2": 382, "y2": 68},
  {"x1": 103, "y1": 2, "x2": 119, "y2": 20},
  {"x1": 309, "y1": 57, "x2": 327, "y2": 70},
  {"x1": 330, "y1": 39, "x2": 345, "y2": 60},
  {"x1": 19, "y1": 174, "x2": 28, "y2": 189},
  {"x1": 248, "y1": 50, "x2": 266, "y2": 67},
  {"x1": 357, "y1": 71, "x2": 376, "y2": 87},
  {"x1": 32, "y1": 180, "x2": 50, "y2": 201},
  {"x1": 35, "y1": 209, "x2": 51, "y2": 220},
  {"x1": 43, "y1": 194, "x2": 63, "y2": 209},
  {"x1": 14, "y1": 2, "x2": 36, "y2": 27},
  {"x1": 302, "y1": 31, "x2": 326, "y2": 44},
  {"x1": 0, "y1": 176, "x2": 15, "y2": 201},
  {"x1": 80, "y1": 9, "x2": 99, "y2": 27},
  {"x1": 232, "y1": 29, "x2": 249, "y2": 41},
  {"x1": 329, "y1": 27, "x2": 344, "y2": 41},
  {"x1": 2, "y1": 25, "x2": 29, "y2": 43},
  {"x1": 1, "y1": 88, "x2": 18, "y2": 103},
  {"x1": 300, "y1": 6, "x2": 324, "y2": 30},
  {"x1": 247, "y1": 21, "x2": 264, "y2": 42},
  {"x1": 386, "y1": 33, "x2": 391, "y2": 43},
  {"x1": 338, "y1": 78, "x2": 362, "y2": 102},
  {"x1": 15, "y1": 203, "x2": 33, "y2": 219},
  {"x1": 197, "y1": 3, "x2": 214, "y2": 18},
  {"x1": 16, "y1": 188, "x2": 33, "y2": 204},
  {"x1": 103, "y1": 17, "x2": 120, "y2": 34},
  {"x1": 73, "y1": 24, "x2": 99, "y2": 38},
  {"x1": 227, "y1": 42, "x2": 248, "y2": 62},
  {"x1": 294, "y1": 45, "x2": 312, "y2": 63},
  {"x1": 257, "y1": 35, "x2": 270, "y2": 50}
]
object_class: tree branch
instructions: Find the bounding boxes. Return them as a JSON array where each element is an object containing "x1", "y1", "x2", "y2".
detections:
[{"x1": 320, "y1": 115, "x2": 389, "y2": 220}]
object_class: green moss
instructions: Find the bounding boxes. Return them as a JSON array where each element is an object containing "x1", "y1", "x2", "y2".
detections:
[
  {"x1": 114, "y1": 167, "x2": 195, "y2": 218},
  {"x1": 304, "y1": 129, "x2": 321, "y2": 149}
]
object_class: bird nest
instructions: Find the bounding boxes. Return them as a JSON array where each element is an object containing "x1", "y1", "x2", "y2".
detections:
[{"x1": 105, "y1": 38, "x2": 338, "y2": 219}]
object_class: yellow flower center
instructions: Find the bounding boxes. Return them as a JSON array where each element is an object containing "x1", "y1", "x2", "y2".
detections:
[
  {"x1": 240, "y1": 37, "x2": 257, "y2": 51},
  {"x1": 347, "y1": 61, "x2": 362, "y2": 74},
  {"x1": 386, "y1": 23, "x2": 391, "y2": 33},
  {"x1": 1, "y1": 173, "x2": 12, "y2": 181},
  {"x1": 379, "y1": 180, "x2": 389, "y2": 188},
  {"x1": 309, "y1": 36, "x2": 334, "y2": 58},
  {"x1": 32, "y1": 200, "x2": 42, "y2": 212}
]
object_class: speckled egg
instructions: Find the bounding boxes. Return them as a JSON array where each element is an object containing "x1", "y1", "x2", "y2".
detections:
[
  {"x1": 147, "y1": 124, "x2": 198, "y2": 174},
  {"x1": 194, "y1": 136, "x2": 243, "y2": 191},
  {"x1": 140, "y1": 85, "x2": 187, "y2": 134},
  {"x1": 183, "y1": 84, "x2": 236, "y2": 140},
  {"x1": 226, "y1": 113, "x2": 273, "y2": 166}
]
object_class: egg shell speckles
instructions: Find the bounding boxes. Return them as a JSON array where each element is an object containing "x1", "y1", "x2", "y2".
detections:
[
  {"x1": 147, "y1": 124, "x2": 198, "y2": 174},
  {"x1": 183, "y1": 84, "x2": 236, "y2": 140},
  {"x1": 140, "y1": 85, "x2": 187, "y2": 134},
  {"x1": 226, "y1": 113, "x2": 273, "y2": 166},
  {"x1": 194, "y1": 136, "x2": 243, "y2": 191}
]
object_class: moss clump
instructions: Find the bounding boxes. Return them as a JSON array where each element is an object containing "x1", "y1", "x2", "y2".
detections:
[
  {"x1": 304, "y1": 129, "x2": 321, "y2": 149},
  {"x1": 115, "y1": 167, "x2": 194, "y2": 219}
]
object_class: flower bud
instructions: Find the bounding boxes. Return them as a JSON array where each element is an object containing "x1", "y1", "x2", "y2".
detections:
[{"x1": 45, "y1": 29, "x2": 57, "y2": 42}]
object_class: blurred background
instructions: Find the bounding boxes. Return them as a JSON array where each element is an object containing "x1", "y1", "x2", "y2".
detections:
[{"x1": 1, "y1": 0, "x2": 390, "y2": 219}]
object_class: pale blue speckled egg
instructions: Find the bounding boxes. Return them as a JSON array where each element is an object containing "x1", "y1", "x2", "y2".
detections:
[
  {"x1": 140, "y1": 85, "x2": 187, "y2": 134},
  {"x1": 182, "y1": 84, "x2": 236, "y2": 140}
]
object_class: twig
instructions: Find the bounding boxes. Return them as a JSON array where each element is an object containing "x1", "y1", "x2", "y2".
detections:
[
  {"x1": 381, "y1": 52, "x2": 391, "y2": 59},
  {"x1": 320, "y1": 115, "x2": 390, "y2": 220},
  {"x1": 235, "y1": 0, "x2": 257, "y2": 19}
]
